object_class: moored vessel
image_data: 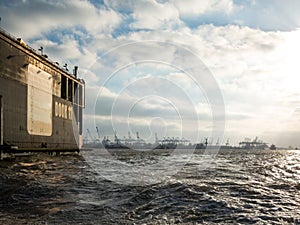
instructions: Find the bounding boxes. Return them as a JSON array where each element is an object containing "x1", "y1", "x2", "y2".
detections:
[
  {"x1": 0, "y1": 28, "x2": 85, "y2": 158},
  {"x1": 102, "y1": 132, "x2": 130, "y2": 149}
]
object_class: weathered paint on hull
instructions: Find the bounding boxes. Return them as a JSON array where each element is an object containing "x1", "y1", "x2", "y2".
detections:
[{"x1": 0, "y1": 28, "x2": 84, "y2": 154}]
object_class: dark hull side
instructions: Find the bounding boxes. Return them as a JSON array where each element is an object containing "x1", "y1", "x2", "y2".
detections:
[
  {"x1": 0, "y1": 77, "x2": 78, "y2": 149},
  {"x1": 0, "y1": 28, "x2": 84, "y2": 153}
]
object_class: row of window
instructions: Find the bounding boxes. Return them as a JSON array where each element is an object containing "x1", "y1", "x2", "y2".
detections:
[
  {"x1": 60, "y1": 75, "x2": 84, "y2": 106},
  {"x1": 55, "y1": 102, "x2": 72, "y2": 120},
  {"x1": 27, "y1": 57, "x2": 84, "y2": 107}
]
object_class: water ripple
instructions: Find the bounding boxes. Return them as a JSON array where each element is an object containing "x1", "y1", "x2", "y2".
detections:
[{"x1": 0, "y1": 150, "x2": 299, "y2": 224}]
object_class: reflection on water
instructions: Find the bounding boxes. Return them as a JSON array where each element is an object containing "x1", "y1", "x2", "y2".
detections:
[{"x1": 0, "y1": 149, "x2": 300, "y2": 224}]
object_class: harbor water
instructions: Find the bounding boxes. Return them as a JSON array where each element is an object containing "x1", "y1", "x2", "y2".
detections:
[{"x1": 0, "y1": 149, "x2": 300, "y2": 224}]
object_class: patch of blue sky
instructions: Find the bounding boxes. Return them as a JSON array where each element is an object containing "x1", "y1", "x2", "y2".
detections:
[
  {"x1": 101, "y1": 0, "x2": 134, "y2": 14},
  {"x1": 111, "y1": 6, "x2": 133, "y2": 15},
  {"x1": 113, "y1": 20, "x2": 155, "y2": 36},
  {"x1": 240, "y1": 0, "x2": 300, "y2": 31},
  {"x1": 72, "y1": 26, "x2": 94, "y2": 50},
  {"x1": 26, "y1": 36, "x2": 42, "y2": 45},
  {"x1": 88, "y1": 0, "x2": 105, "y2": 9},
  {"x1": 155, "y1": 0, "x2": 169, "y2": 3},
  {"x1": 38, "y1": 26, "x2": 91, "y2": 52},
  {"x1": 181, "y1": 12, "x2": 232, "y2": 30},
  {"x1": 180, "y1": 0, "x2": 300, "y2": 32},
  {"x1": 112, "y1": 15, "x2": 134, "y2": 38},
  {"x1": 233, "y1": 1, "x2": 300, "y2": 31},
  {"x1": 42, "y1": 29, "x2": 65, "y2": 45}
]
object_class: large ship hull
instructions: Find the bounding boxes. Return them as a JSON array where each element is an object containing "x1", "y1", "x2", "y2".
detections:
[{"x1": 0, "y1": 28, "x2": 85, "y2": 156}]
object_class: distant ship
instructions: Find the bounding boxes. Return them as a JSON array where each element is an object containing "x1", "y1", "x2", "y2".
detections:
[
  {"x1": 84, "y1": 130, "x2": 189, "y2": 150},
  {"x1": 0, "y1": 28, "x2": 85, "y2": 157},
  {"x1": 84, "y1": 130, "x2": 276, "y2": 151},
  {"x1": 237, "y1": 137, "x2": 269, "y2": 150},
  {"x1": 153, "y1": 140, "x2": 177, "y2": 149},
  {"x1": 102, "y1": 132, "x2": 130, "y2": 149},
  {"x1": 149, "y1": 134, "x2": 175, "y2": 149},
  {"x1": 83, "y1": 129, "x2": 236, "y2": 150}
]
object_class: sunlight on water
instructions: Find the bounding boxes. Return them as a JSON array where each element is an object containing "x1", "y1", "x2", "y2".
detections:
[{"x1": 0, "y1": 149, "x2": 300, "y2": 224}]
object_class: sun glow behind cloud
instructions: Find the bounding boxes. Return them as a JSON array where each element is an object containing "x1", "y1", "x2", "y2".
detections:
[{"x1": 1, "y1": 0, "x2": 300, "y2": 146}]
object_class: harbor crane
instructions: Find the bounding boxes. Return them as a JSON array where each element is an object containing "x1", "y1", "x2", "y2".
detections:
[
  {"x1": 86, "y1": 129, "x2": 95, "y2": 143},
  {"x1": 96, "y1": 126, "x2": 101, "y2": 140}
]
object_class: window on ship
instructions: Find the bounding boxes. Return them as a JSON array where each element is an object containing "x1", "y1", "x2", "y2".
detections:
[
  {"x1": 68, "y1": 78, "x2": 73, "y2": 102},
  {"x1": 79, "y1": 84, "x2": 83, "y2": 107},
  {"x1": 61, "y1": 75, "x2": 67, "y2": 100},
  {"x1": 74, "y1": 82, "x2": 78, "y2": 104}
]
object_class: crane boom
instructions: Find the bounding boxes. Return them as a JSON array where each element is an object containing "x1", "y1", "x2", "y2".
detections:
[
  {"x1": 96, "y1": 126, "x2": 101, "y2": 139},
  {"x1": 86, "y1": 129, "x2": 94, "y2": 141}
]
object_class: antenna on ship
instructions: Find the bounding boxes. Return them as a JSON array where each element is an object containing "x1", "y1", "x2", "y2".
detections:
[
  {"x1": 63, "y1": 63, "x2": 68, "y2": 71},
  {"x1": 38, "y1": 46, "x2": 43, "y2": 55},
  {"x1": 73, "y1": 66, "x2": 78, "y2": 78}
]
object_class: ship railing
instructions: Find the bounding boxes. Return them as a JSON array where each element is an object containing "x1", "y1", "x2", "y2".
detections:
[
  {"x1": 0, "y1": 27, "x2": 20, "y2": 44},
  {"x1": 0, "y1": 27, "x2": 38, "y2": 55},
  {"x1": 0, "y1": 27, "x2": 80, "y2": 80}
]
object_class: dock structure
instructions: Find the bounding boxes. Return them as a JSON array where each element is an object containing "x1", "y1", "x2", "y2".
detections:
[{"x1": 238, "y1": 137, "x2": 268, "y2": 150}]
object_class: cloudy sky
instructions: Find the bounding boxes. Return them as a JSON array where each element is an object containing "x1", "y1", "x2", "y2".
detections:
[{"x1": 1, "y1": 0, "x2": 300, "y2": 147}]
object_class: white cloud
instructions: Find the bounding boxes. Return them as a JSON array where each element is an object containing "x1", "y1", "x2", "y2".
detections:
[
  {"x1": 0, "y1": 0, "x2": 122, "y2": 39},
  {"x1": 3, "y1": 1, "x2": 300, "y2": 145},
  {"x1": 172, "y1": 0, "x2": 237, "y2": 17},
  {"x1": 104, "y1": 0, "x2": 239, "y2": 30},
  {"x1": 130, "y1": 0, "x2": 182, "y2": 30},
  {"x1": 78, "y1": 24, "x2": 292, "y2": 140},
  {"x1": 30, "y1": 36, "x2": 81, "y2": 61}
]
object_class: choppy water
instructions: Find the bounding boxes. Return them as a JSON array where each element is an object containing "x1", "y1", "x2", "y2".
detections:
[{"x1": 0, "y1": 149, "x2": 300, "y2": 224}]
